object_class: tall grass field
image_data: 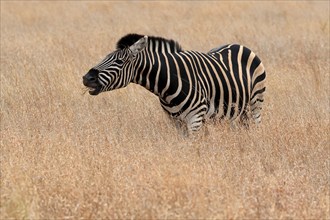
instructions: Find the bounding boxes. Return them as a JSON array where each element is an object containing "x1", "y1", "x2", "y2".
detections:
[{"x1": 1, "y1": 2, "x2": 329, "y2": 219}]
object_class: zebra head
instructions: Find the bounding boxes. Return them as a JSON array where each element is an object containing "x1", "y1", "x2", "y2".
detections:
[{"x1": 83, "y1": 35, "x2": 148, "y2": 95}]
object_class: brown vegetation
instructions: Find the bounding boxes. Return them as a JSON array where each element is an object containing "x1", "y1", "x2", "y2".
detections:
[{"x1": 1, "y1": 2, "x2": 329, "y2": 219}]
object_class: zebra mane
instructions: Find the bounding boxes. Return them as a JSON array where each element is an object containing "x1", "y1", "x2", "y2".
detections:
[{"x1": 116, "y1": 33, "x2": 183, "y2": 52}]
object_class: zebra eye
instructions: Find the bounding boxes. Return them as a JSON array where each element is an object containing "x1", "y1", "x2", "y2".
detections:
[{"x1": 115, "y1": 59, "x2": 124, "y2": 65}]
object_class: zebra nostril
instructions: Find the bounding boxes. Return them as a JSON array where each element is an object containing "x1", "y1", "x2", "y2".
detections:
[
  {"x1": 84, "y1": 68, "x2": 99, "y2": 83},
  {"x1": 83, "y1": 75, "x2": 97, "y2": 86},
  {"x1": 88, "y1": 76, "x2": 96, "y2": 82}
]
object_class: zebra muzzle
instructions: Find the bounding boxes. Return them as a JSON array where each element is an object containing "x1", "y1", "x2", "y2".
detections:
[{"x1": 85, "y1": 85, "x2": 101, "y2": 95}]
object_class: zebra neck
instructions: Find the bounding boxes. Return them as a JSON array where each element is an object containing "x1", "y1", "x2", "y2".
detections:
[{"x1": 132, "y1": 50, "x2": 170, "y2": 97}]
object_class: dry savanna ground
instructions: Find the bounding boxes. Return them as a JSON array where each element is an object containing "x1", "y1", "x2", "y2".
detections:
[{"x1": 1, "y1": 2, "x2": 329, "y2": 219}]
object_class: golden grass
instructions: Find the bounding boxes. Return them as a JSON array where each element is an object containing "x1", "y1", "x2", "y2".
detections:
[{"x1": 1, "y1": 1, "x2": 329, "y2": 219}]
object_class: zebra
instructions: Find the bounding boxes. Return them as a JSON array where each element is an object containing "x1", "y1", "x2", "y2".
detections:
[{"x1": 83, "y1": 33, "x2": 266, "y2": 132}]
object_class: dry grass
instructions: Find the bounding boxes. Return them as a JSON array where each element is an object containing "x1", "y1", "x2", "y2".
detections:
[{"x1": 1, "y1": 1, "x2": 329, "y2": 219}]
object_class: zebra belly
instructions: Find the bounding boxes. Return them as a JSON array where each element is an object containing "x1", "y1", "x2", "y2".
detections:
[{"x1": 206, "y1": 99, "x2": 246, "y2": 121}]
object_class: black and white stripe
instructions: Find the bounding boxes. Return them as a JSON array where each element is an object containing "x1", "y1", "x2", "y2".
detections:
[{"x1": 83, "y1": 34, "x2": 266, "y2": 132}]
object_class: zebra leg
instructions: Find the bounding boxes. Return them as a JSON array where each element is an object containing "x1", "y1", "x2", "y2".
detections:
[
  {"x1": 239, "y1": 110, "x2": 250, "y2": 128},
  {"x1": 250, "y1": 68, "x2": 266, "y2": 125},
  {"x1": 250, "y1": 93, "x2": 264, "y2": 124},
  {"x1": 185, "y1": 108, "x2": 207, "y2": 133},
  {"x1": 186, "y1": 117, "x2": 204, "y2": 132}
]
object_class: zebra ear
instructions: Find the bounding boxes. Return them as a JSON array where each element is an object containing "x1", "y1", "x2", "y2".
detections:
[{"x1": 129, "y1": 36, "x2": 148, "y2": 54}]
